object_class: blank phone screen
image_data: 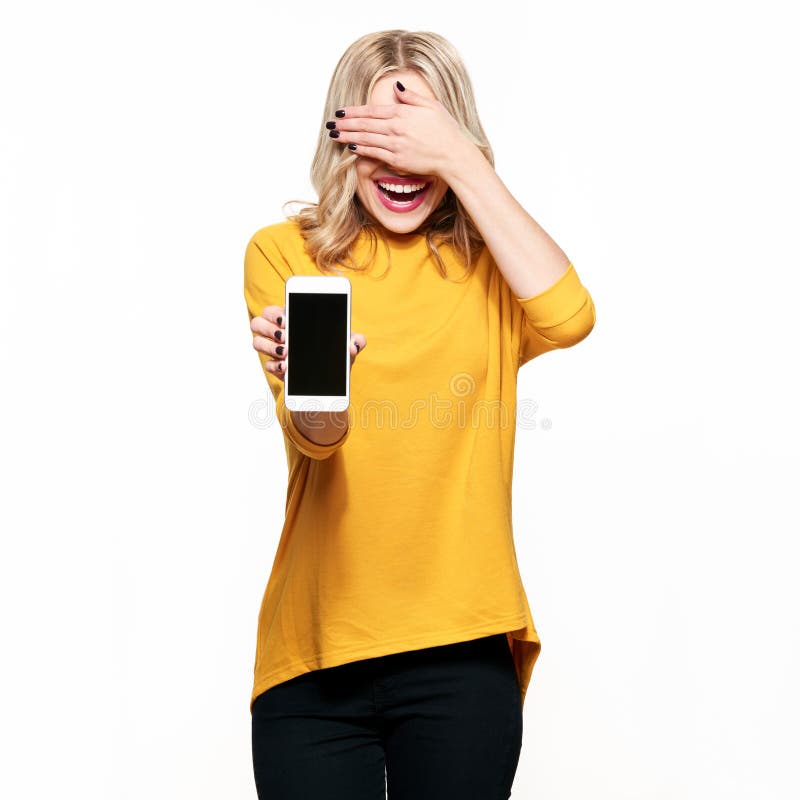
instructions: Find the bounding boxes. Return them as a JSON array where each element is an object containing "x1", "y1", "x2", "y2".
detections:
[{"x1": 286, "y1": 292, "x2": 348, "y2": 396}]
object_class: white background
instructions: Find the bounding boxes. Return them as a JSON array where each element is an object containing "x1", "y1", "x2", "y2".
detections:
[{"x1": 2, "y1": 1, "x2": 798, "y2": 798}]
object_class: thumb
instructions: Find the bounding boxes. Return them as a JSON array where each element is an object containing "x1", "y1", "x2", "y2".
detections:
[{"x1": 350, "y1": 333, "x2": 367, "y2": 358}]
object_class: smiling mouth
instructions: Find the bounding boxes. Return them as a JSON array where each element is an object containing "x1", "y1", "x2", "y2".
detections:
[{"x1": 373, "y1": 180, "x2": 431, "y2": 203}]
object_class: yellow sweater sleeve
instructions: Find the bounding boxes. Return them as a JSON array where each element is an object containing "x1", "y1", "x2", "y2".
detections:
[
  {"x1": 514, "y1": 262, "x2": 596, "y2": 366},
  {"x1": 243, "y1": 232, "x2": 352, "y2": 460}
]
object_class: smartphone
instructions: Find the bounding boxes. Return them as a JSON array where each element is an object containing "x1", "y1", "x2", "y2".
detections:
[{"x1": 284, "y1": 275, "x2": 351, "y2": 413}]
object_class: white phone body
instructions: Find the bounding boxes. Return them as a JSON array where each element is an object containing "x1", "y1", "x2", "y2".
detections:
[{"x1": 284, "y1": 275, "x2": 351, "y2": 413}]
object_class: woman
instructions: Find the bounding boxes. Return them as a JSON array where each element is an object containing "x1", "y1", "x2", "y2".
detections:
[{"x1": 244, "y1": 29, "x2": 595, "y2": 799}]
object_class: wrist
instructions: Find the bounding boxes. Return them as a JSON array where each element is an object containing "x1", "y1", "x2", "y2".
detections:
[{"x1": 439, "y1": 138, "x2": 490, "y2": 189}]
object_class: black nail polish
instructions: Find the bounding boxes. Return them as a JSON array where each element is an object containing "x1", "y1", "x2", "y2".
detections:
[
  {"x1": 348, "y1": 143, "x2": 357, "y2": 150},
  {"x1": 276, "y1": 316, "x2": 282, "y2": 325},
  {"x1": 329, "y1": 130, "x2": 340, "y2": 138},
  {"x1": 275, "y1": 329, "x2": 282, "y2": 340},
  {"x1": 355, "y1": 342, "x2": 360, "y2": 352},
  {"x1": 335, "y1": 109, "x2": 345, "y2": 118},
  {"x1": 325, "y1": 121, "x2": 336, "y2": 130},
  {"x1": 396, "y1": 80, "x2": 405, "y2": 91},
  {"x1": 276, "y1": 361, "x2": 281, "y2": 371},
  {"x1": 276, "y1": 345, "x2": 284, "y2": 355}
]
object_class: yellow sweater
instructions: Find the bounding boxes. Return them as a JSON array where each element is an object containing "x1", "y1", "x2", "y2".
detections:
[{"x1": 243, "y1": 219, "x2": 595, "y2": 713}]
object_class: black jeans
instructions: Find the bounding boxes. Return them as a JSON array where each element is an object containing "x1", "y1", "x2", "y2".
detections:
[{"x1": 251, "y1": 632, "x2": 523, "y2": 799}]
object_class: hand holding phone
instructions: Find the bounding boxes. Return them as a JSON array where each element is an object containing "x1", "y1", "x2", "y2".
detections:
[
  {"x1": 250, "y1": 275, "x2": 366, "y2": 398},
  {"x1": 251, "y1": 302, "x2": 366, "y2": 385},
  {"x1": 251, "y1": 278, "x2": 366, "y2": 447}
]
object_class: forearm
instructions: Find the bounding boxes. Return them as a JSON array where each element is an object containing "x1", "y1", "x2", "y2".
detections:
[
  {"x1": 441, "y1": 143, "x2": 572, "y2": 299},
  {"x1": 290, "y1": 410, "x2": 350, "y2": 446}
]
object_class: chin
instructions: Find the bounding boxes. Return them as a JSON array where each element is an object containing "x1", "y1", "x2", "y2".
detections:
[{"x1": 375, "y1": 212, "x2": 430, "y2": 233}]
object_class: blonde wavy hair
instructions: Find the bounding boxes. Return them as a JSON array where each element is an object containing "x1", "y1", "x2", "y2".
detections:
[{"x1": 282, "y1": 29, "x2": 495, "y2": 281}]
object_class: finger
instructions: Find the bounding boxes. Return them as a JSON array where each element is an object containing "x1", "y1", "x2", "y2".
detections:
[
  {"x1": 252, "y1": 306, "x2": 285, "y2": 334},
  {"x1": 330, "y1": 129, "x2": 395, "y2": 151},
  {"x1": 252, "y1": 317, "x2": 287, "y2": 348},
  {"x1": 264, "y1": 355, "x2": 286, "y2": 383},
  {"x1": 251, "y1": 315, "x2": 280, "y2": 338},
  {"x1": 393, "y1": 80, "x2": 435, "y2": 106},
  {"x1": 334, "y1": 103, "x2": 397, "y2": 120},
  {"x1": 329, "y1": 118, "x2": 393, "y2": 135},
  {"x1": 252, "y1": 333, "x2": 286, "y2": 360},
  {"x1": 258, "y1": 305, "x2": 285, "y2": 325},
  {"x1": 343, "y1": 141, "x2": 398, "y2": 164}
]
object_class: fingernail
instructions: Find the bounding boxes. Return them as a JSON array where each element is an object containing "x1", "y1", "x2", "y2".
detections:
[
  {"x1": 277, "y1": 316, "x2": 282, "y2": 325},
  {"x1": 325, "y1": 121, "x2": 336, "y2": 130},
  {"x1": 355, "y1": 342, "x2": 360, "y2": 352},
  {"x1": 276, "y1": 361, "x2": 282, "y2": 371},
  {"x1": 275, "y1": 329, "x2": 282, "y2": 340},
  {"x1": 335, "y1": 109, "x2": 345, "y2": 118},
  {"x1": 348, "y1": 143, "x2": 357, "y2": 150},
  {"x1": 329, "y1": 130, "x2": 340, "y2": 138},
  {"x1": 276, "y1": 345, "x2": 284, "y2": 355},
  {"x1": 396, "y1": 81, "x2": 405, "y2": 91}
]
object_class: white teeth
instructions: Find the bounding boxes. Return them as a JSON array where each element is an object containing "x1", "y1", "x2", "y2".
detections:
[{"x1": 377, "y1": 181, "x2": 427, "y2": 193}]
